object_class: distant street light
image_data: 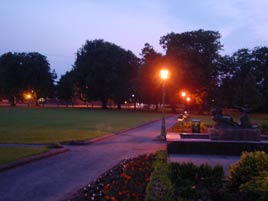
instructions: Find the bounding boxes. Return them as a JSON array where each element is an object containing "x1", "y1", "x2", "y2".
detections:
[
  {"x1": 160, "y1": 69, "x2": 169, "y2": 140},
  {"x1": 26, "y1": 94, "x2": 32, "y2": 99},
  {"x1": 186, "y1": 97, "x2": 191, "y2": 102},
  {"x1": 24, "y1": 91, "x2": 33, "y2": 108},
  {"x1": 181, "y1": 91, "x2": 187, "y2": 111}
]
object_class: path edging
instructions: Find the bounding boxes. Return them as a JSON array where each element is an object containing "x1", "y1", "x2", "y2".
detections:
[{"x1": 69, "y1": 115, "x2": 176, "y2": 145}]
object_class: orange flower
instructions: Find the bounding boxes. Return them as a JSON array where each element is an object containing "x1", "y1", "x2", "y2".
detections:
[
  {"x1": 103, "y1": 184, "x2": 111, "y2": 191},
  {"x1": 120, "y1": 173, "x2": 131, "y2": 180}
]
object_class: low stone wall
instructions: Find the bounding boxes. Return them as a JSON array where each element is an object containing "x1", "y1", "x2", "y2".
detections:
[
  {"x1": 167, "y1": 140, "x2": 268, "y2": 155},
  {"x1": 180, "y1": 133, "x2": 209, "y2": 139},
  {"x1": 208, "y1": 128, "x2": 261, "y2": 141}
]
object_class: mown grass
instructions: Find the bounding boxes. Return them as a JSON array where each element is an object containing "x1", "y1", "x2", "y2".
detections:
[
  {"x1": 0, "y1": 108, "x2": 162, "y2": 144},
  {"x1": 0, "y1": 147, "x2": 49, "y2": 165}
]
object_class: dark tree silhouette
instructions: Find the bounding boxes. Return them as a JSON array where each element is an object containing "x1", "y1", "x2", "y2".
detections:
[
  {"x1": 136, "y1": 43, "x2": 164, "y2": 110},
  {"x1": 73, "y1": 39, "x2": 139, "y2": 109},
  {"x1": 160, "y1": 29, "x2": 223, "y2": 110},
  {"x1": 0, "y1": 52, "x2": 56, "y2": 106},
  {"x1": 57, "y1": 70, "x2": 75, "y2": 106},
  {"x1": 218, "y1": 49, "x2": 262, "y2": 109},
  {"x1": 252, "y1": 47, "x2": 268, "y2": 111}
]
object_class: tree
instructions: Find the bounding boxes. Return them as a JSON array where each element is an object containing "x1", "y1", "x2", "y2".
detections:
[
  {"x1": 57, "y1": 71, "x2": 75, "y2": 106},
  {"x1": 136, "y1": 43, "x2": 164, "y2": 109},
  {"x1": 73, "y1": 39, "x2": 139, "y2": 109},
  {"x1": 0, "y1": 52, "x2": 56, "y2": 106},
  {"x1": 23, "y1": 52, "x2": 57, "y2": 104},
  {"x1": 218, "y1": 49, "x2": 262, "y2": 109},
  {"x1": 0, "y1": 52, "x2": 24, "y2": 105},
  {"x1": 252, "y1": 47, "x2": 268, "y2": 111},
  {"x1": 160, "y1": 29, "x2": 223, "y2": 110},
  {"x1": 111, "y1": 50, "x2": 139, "y2": 109}
]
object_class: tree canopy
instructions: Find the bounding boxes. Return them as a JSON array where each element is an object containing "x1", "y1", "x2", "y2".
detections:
[
  {"x1": 159, "y1": 29, "x2": 223, "y2": 109},
  {"x1": 73, "y1": 39, "x2": 139, "y2": 109},
  {"x1": 136, "y1": 43, "x2": 164, "y2": 108},
  {"x1": 1, "y1": 30, "x2": 268, "y2": 111},
  {"x1": 0, "y1": 52, "x2": 56, "y2": 105},
  {"x1": 218, "y1": 47, "x2": 267, "y2": 110},
  {"x1": 57, "y1": 70, "x2": 75, "y2": 105}
]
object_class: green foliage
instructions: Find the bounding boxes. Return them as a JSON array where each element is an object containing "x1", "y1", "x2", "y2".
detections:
[
  {"x1": 239, "y1": 171, "x2": 268, "y2": 201},
  {"x1": 228, "y1": 151, "x2": 268, "y2": 192},
  {"x1": 145, "y1": 150, "x2": 174, "y2": 201},
  {"x1": 260, "y1": 122, "x2": 268, "y2": 134},
  {"x1": 170, "y1": 162, "x2": 225, "y2": 201}
]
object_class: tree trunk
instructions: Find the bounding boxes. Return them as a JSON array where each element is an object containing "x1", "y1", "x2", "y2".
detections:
[
  {"x1": 117, "y1": 103, "x2": 121, "y2": 109},
  {"x1": 101, "y1": 99, "x2": 108, "y2": 109},
  {"x1": 35, "y1": 99, "x2": 40, "y2": 107},
  {"x1": 9, "y1": 96, "x2": 16, "y2": 106},
  {"x1": 155, "y1": 104, "x2": 158, "y2": 111}
]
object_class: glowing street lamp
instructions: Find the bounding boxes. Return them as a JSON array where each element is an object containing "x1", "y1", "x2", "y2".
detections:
[
  {"x1": 160, "y1": 69, "x2": 169, "y2": 80},
  {"x1": 24, "y1": 92, "x2": 32, "y2": 100},
  {"x1": 24, "y1": 92, "x2": 33, "y2": 107},
  {"x1": 181, "y1": 91, "x2": 186, "y2": 97},
  {"x1": 186, "y1": 97, "x2": 191, "y2": 102},
  {"x1": 160, "y1": 69, "x2": 169, "y2": 140}
]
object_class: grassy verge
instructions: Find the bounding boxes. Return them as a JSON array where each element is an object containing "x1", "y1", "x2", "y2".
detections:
[{"x1": 0, "y1": 147, "x2": 49, "y2": 165}]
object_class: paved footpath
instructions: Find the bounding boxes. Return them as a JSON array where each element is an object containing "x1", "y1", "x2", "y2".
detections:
[{"x1": 0, "y1": 116, "x2": 176, "y2": 201}]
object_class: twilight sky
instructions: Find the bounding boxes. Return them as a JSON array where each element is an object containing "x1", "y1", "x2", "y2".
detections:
[{"x1": 1, "y1": 0, "x2": 268, "y2": 77}]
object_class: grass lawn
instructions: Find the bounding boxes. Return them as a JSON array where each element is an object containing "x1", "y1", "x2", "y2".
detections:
[
  {"x1": 191, "y1": 113, "x2": 268, "y2": 126},
  {"x1": 0, "y1": 108, "x2": 162, "y2": 144},
  {"x1": 0, "y1": 147, "x2": 49, "y2": 165}
]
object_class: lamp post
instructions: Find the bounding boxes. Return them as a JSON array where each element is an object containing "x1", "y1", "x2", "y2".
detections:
[
  {"x1": 181, "y1": 91, "x2": 186, "y2": 111},
  {"x1": 160, "y1": 69, "x2": 169, "y2": 140}
]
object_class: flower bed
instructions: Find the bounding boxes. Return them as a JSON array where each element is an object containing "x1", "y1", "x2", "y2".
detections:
[
  {"x1": 167, "y1": 121, "x2": 209, "y2": 133},
  {"x1": 69, "y1": 151, "x2": 268, "y2": 201},
  {"x1": 70, "y1": 153, "x2": 155, "y2": 201}
]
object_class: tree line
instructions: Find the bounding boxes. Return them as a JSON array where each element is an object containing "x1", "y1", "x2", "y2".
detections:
[{"x1": 0, "y1": 29, "x2": 267, "y2": 111}]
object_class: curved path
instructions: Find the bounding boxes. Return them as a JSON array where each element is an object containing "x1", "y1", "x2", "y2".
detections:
[{"x1": 0, "y1": 116, "x2": 177, "y2": 201}]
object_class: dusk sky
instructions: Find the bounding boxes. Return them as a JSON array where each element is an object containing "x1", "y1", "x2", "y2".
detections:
[{"x1": 1, "y1": 0, "x2": 268, "y2": 77}]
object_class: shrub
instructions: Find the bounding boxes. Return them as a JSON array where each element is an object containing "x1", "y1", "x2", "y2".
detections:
[
  {"x1": 228, "y1": 151, "x2": 268, "y2": 191},
  {"x1": 260, "y1": 122, "x2": 268, "y2": 134},
  {"x1": 239, "y1": 171, "x2": 268, "y2": 201},
  {"x1": 170, "y1": 162, "x2": 225, "y2": 201},
  {"x1": 145, "y1": 150, "x2": 174, "y2": 201},
  {"x1": 200, "y1": 122, "x2": 207, "y2": 132}
]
